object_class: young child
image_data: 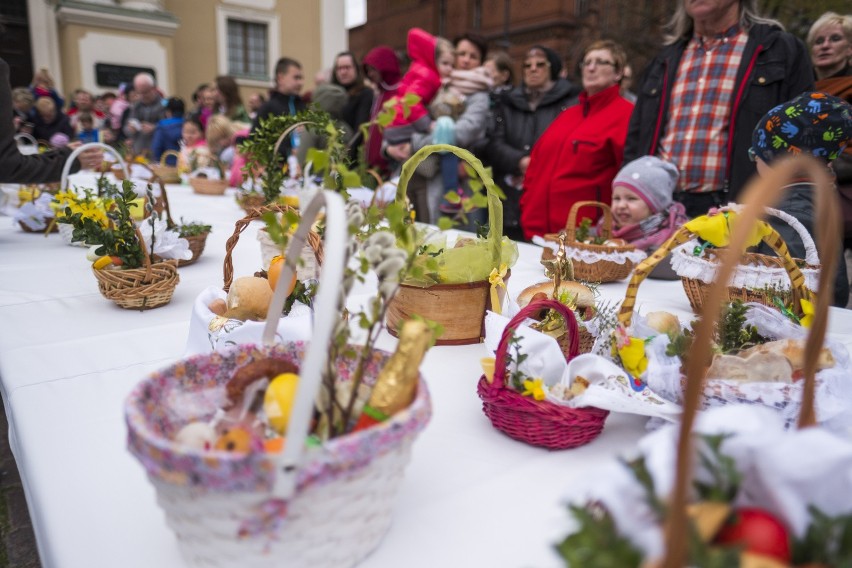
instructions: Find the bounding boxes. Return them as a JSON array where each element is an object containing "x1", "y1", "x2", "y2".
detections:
[
  {"x1": 179, "y1": 116, "x2": 211, "y2": 173},
  {"x1": 750, "y1": 91, "x2": 852, "y2": 307},
  {"x1": 151, "y1": 97, "x2": 185, "y2": 162},
  {"x1": 383, "y1": 28, "x2": 454, "y2": 159},
  {"x1": 609, "y1": 156, "x2": 687, "y2": 251},
  {"x1": 75, "y1": 112, "x2": 99, "y2": 144}
]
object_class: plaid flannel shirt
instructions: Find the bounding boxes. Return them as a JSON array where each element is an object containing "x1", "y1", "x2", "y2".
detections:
[{"x1": 660, "y1": 25, "x2": 747, "y2": 194}]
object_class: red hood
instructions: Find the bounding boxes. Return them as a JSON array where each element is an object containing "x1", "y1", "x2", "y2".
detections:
[
  {"x1": 362, "y1": 45, "x2": 401, "y2": 87},
  {"x1": 407, "y1": 28, "x2": 437, "y2": 73}
]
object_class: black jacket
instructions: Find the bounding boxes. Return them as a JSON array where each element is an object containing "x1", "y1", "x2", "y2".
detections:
[
  {"x1": 250, "y1": 91, "x2": 307, "y2": 158},
  {"x1": 624, "y1": 23, "x2": 814, "y2": 202},
  {"x1": 485, "y1": 79, "x2": 580, "y2": 230},
  {"x1": 0, "y1": 58, "x2": 73, "y2": 183}
]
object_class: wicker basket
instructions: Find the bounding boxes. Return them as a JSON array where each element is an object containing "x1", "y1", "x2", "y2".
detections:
[
  {"x1": 148, "y1": 150, "x2": 181, "y2": 184},
  {"x1": 386, "y1": 273, "x2": 509, "y2": 346},
  {"x1": 223, "y1": 204, "x2": 324, "y2": 291},
  {"x1": 236, "y1": 192, "x2": 266, "y2": 214},
  {"x1": 128, "y1": 191, "x2": 431, "y2": 568},
  {"x1": 672, "y1": 207, "x2": 819, "y2": 314},
  {"x1": 542, "y1": 201, "x2": 642, "y2": 282},
  {"x1": 92, "y1": 227, "x2": 180, "y2": 310},
  {"x1": 18, "y1": 218, "x2": 57, "y2": 234},
  {"x1": 190, "y1": 176, "x2": 228, "y2": 195},
  {"x1": 477, "y1": 299, "x2": 608, "y2": 449},
  {"x1": 150, "y1": 176, "x2": 210, "y2": 268}
]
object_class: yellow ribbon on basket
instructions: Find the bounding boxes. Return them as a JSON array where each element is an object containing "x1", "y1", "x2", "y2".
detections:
[
  {"x1": 684, "y1": 211, "x2": 773, "y2": 248},
  {"x1": 488, "y1": 263, "x2": 508, "y2": 315},
  {"x1": 800, "y1": 298, "x2": 815, "y2": 328}
]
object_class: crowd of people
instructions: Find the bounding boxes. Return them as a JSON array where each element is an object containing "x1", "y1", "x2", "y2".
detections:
[{"x1": 3, "y1": 1, "x2": 852, "y2": 303}]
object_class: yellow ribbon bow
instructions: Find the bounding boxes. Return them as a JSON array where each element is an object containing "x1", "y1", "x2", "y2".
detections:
[
  {"x1": 488, "y1": 263, "x2": 508, "y2": 315},
  {"x1": 684, "y1": 211, "x2": 773, "y2": 249}
]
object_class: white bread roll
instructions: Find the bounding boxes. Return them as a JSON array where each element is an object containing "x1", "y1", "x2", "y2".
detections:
[{"x1": 517, "y1": 280, "x2": 594, "y2": 309}]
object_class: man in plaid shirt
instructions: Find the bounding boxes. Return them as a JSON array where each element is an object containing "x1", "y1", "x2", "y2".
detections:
[{"x1": 624, "y1": 0, "x2": 813, "y2": 218}]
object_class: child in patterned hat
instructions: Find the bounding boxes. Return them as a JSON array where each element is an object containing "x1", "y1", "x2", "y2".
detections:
[{"x1": 750, "y1": 91, "x2": 852, "y2": 307}]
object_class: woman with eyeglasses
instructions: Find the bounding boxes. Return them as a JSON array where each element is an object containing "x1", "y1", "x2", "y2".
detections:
[
  {"x1": 519, "y1": 40, "x2": 634, "y2": 240},
  {"x1": 807, "y1": 13, "x2": 852, "y2": 253},
  {"x1": 485, "y1": 45, "x2": 580, "y2": 241}
]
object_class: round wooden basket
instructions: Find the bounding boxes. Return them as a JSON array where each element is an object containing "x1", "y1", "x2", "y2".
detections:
[
  {"x1": 477, "y1": 299, "x2": 608, "y2": 449},
  {"x1": 180, "y1": 234, "x2": 208, "y2": 267},
  {"x1": 148, "y1": 150, "x2": 181, "y2": 184},
  {"x1": 223, "y1": 203, "x2": 323, "y2": 293},
  {"x1": 148, "y1": 176, "x2": 210, "y2": 267},
  {"x1": 190, "y1": 177, "x2": 228, "y2": 195},
  {"x1": 542, "y1": 201, "x2": 639, "y2": 282},
  {"x1": 92, "y1": 228, "x2": 180, "y2": 310},
  {"x1": 386, "y1": 273, "x2": 508, "y2": 346}
]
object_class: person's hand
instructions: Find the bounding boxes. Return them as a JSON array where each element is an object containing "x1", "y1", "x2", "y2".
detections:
[
  {"x1": 387, "y1": 143, "x2": 411, "y2": 162},
  {"x1": 519, "y1": 156, "x2": 531, "y2": 175},
  {"x1": 141, "y1": 122, "x2": 156, "y2": 134},
  {"x1": 67, "y1": 143, "x2": 104, "y2": 171}
]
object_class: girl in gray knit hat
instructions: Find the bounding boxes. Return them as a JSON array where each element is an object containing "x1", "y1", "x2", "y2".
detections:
[{"x1": 609, "y1": 155, "x2": 688, "y2": 251}]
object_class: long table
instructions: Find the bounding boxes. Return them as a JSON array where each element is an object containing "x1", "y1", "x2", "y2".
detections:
[{"x1": 2, "y1": 180, "x2": 851, "y2": 568}]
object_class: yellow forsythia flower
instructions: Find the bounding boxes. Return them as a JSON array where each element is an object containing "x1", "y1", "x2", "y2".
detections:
[{"x1": 522, "y1": 377, "x2": 547, "y2": 401}]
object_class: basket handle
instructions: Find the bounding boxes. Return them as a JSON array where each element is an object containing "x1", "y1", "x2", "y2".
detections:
[
  {"x1": 60, "y1": 142, "x2": 129, "y2": 192},
  {"x1": 222, "y1": 203, "x2": 293, "y2": 292},
  {"x1": 272, "y1": 121, "x2": 315, "y2": 162},
  {"x1": 566, "y1": 200, "x2": 613, "y2": 241},
  {"x1": 132, "y1": 225, "x2": 155, "y2": 284},
  {"x1": 260, "y1": 190, "x2": 348, "y2": 500},
  {"x1": 160, "y1": 149, "x2": 181, "y2": 168},
  {"x1": 661, "y1": 155, "x2": 839, "y2": 568},
  {"x1": 759, "y1": 206, "x2": 820, "y2": 266},
  {"x1": 397, "y1": 144, "x2": 504, "y2": 270},
  {"x1": 491, "y1": 299, "x2": 580, "y2": 390},
  {"x1": 14, "y1": 133, "x2": 38, "y2": 147},
  {"x1": 617, "y1": 219, "x2": 810, "y2": 328},
  {"x1": 149, "y1": 176, "x2": 176, "y2": 229}
]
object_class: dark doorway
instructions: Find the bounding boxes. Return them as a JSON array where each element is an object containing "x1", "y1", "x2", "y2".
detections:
[{"x1": 0, "y1": 0, "x2": 34, "y2": 89}]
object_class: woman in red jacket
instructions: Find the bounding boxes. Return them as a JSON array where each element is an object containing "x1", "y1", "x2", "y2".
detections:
[{"x1": 520, "y1": 40, "x2": 634, "y2": 241}]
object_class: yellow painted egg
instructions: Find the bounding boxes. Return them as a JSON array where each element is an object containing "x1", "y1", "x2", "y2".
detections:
[{"x1": 263, "y1": 372, "x2": 300, "y2": 434}]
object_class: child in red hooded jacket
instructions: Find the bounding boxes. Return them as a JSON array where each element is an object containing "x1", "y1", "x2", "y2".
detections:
[{"x1": 383, "y1": 28, "x2": 454, "y2": 158}]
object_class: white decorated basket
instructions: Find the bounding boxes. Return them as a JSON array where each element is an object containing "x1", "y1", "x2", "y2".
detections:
[{"x1": 128, "y1": 191, "x2": 431, "y2": 568}]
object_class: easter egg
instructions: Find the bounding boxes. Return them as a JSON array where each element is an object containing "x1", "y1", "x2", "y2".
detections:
[
  {"x1": 267, "y1": 255, "x2": 297, "y2": 296},
  {"x1": 264, "y1": 372, "x2": 300, "y2": 434}
]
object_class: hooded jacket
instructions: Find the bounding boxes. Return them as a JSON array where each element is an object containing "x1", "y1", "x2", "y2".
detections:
[
  {"x1": 363, "y1": 45, "x2": 401, "y2": 174},
  {"x1": 520, "y1": 84, "x2": 633, "y2": 240},
  {"x1": 384, "y1": 28, "x2": 442, "y2": 144}
]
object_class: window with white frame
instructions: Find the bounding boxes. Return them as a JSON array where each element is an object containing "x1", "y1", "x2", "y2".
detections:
[
  {"x1": 216, "y1": 6, "x2": 279, "y2": 86},
  {"x1": 227, "y1": 18, "x2": 268, "y2": 78}
]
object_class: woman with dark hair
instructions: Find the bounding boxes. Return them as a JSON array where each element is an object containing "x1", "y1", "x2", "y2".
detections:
[
  {"x1": 333, "y1": 51, "x2": 373, "y2": 133},
  {"x1": 362, "y1": 45, "x2": 401, "y2": 176},
  {"x1": 214, "y1": 76, "x2": 250, "y2": 124}
]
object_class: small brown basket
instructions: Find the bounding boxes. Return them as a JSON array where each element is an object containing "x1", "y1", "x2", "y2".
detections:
[
  {"x1": 148, "y1": 150, "x2": 181, "y2": 184},
  {"x1": 92, "y1": 227, "x2": 180, "y2": 310},
  {"x1": 190, "y1": 176, "x2": 228, "y2": 195},
  {"x1": 542, "y1": 201, "x2": 640, "y2": 282},
  {"x1": 222, "y1": 203, "x2": 323, "y2": 292},
  {"x1": 151, "y1": 176, "x2": 209, "y2": 267},
  {"x1": 19, "y1": 218, "x2": 58, "y2": 234},
  {"x1": 236, "y1": 192, "x2": 266, "y2": 214}
]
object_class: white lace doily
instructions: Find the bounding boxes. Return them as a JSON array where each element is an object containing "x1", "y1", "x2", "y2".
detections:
[
  {"x1": 532, "y1": 236, "x2": 647, "y2": 266},
  {"x1": 670, "y1": 240, "x2": 820, "y2": 291}
]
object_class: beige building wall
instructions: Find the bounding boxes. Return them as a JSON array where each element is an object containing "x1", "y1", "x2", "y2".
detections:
[{"x1": 58, "y1": 24, "x2": 175, "y2": 97}]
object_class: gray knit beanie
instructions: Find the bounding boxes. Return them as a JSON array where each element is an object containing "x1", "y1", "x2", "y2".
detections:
[{"x1": 612, "y1": 156, "x2": 679, "y2": 213}]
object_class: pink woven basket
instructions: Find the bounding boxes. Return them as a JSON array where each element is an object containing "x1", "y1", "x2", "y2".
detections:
[{"x1": 477, "y1": 299, "x2": 609, "y2": 449}]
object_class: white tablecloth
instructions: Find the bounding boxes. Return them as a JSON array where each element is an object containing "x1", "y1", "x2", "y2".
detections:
[{"x1": 2, "y1": 178, "x2": 851, "y2": 568}]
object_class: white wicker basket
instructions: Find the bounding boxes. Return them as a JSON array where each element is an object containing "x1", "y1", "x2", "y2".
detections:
[{"x1": 127, "y1": 191, "x2": 432, "y2": 567}]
